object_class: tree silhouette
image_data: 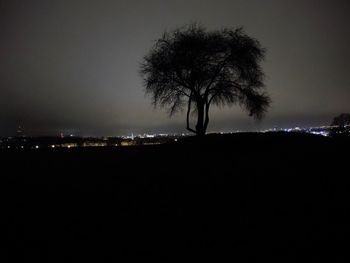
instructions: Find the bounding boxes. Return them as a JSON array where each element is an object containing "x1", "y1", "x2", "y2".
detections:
[{"x1": 140, "y1": 24, "x2": 270, "y2": 136}]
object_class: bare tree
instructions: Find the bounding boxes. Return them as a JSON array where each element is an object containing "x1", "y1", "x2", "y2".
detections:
[{"x1": 140, "y1": 24, "x2": 271, "y2": 136}]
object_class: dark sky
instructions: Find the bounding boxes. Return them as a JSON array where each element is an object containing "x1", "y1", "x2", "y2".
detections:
[{"x1": 1, "y1": 0, "x2": 350, "y2": 136}]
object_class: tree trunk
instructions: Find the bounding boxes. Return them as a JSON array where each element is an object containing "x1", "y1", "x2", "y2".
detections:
[
  {"x1": 195, "y1": 100, "x2": 206, "y2": 136},
  {"x1": 186, "y1": 92, "x2": 196, "y2": 134},
  {"x1": 203, "y1": 102, "x2": 210, "y2": 133}
]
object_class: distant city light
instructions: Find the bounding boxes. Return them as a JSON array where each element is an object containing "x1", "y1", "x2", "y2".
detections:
[{"x1": 1, "y1": 125, "x2": 346, "y2": 151}]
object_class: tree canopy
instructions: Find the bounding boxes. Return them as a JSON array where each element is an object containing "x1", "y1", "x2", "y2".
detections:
[{"x1": 140, "y1": 24, "x2": 270, "y2": 136}]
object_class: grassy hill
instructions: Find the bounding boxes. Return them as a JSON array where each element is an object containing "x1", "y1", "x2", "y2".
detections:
[{"x1": 2, "y1": 132, "x2": 349, "y2": 261}]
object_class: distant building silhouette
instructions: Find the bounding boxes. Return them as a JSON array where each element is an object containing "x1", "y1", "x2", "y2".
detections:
[
  {"x1": 331, "y1": 113, "x2": 350, "y2": 127},
  {"x1": 16, "y1": 125, "x2": 24, "y2": 137}
]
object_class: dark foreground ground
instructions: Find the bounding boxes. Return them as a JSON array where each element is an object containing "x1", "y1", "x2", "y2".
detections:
[{"x1": 1, "y1": 132, "x2": 350, "y2": 261}]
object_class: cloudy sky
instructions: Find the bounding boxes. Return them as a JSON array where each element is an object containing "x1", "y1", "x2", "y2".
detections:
[{"x1": 1, "y1": 0, "x2": 349, "y2": 136}]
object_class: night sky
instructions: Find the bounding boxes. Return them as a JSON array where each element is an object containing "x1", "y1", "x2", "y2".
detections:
[{"x1": 1, "y1": 0, "x2": 350, "y2": 136}]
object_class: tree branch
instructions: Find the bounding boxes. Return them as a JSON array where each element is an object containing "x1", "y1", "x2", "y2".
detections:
[
  {"x1": 204, "y1": 54, "x2": 232, "y2": 97},
  {"x1": 208, "y1": 79, "x2": 241, "y2": 105},
  {"x1": 208, "y1": 89, "x2": 220, "y2": 105}
]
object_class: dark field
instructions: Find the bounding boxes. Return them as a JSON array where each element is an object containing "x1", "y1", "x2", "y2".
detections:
[{"x1": 2, "y1": 133, "x2": 350, "y2": 261}]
